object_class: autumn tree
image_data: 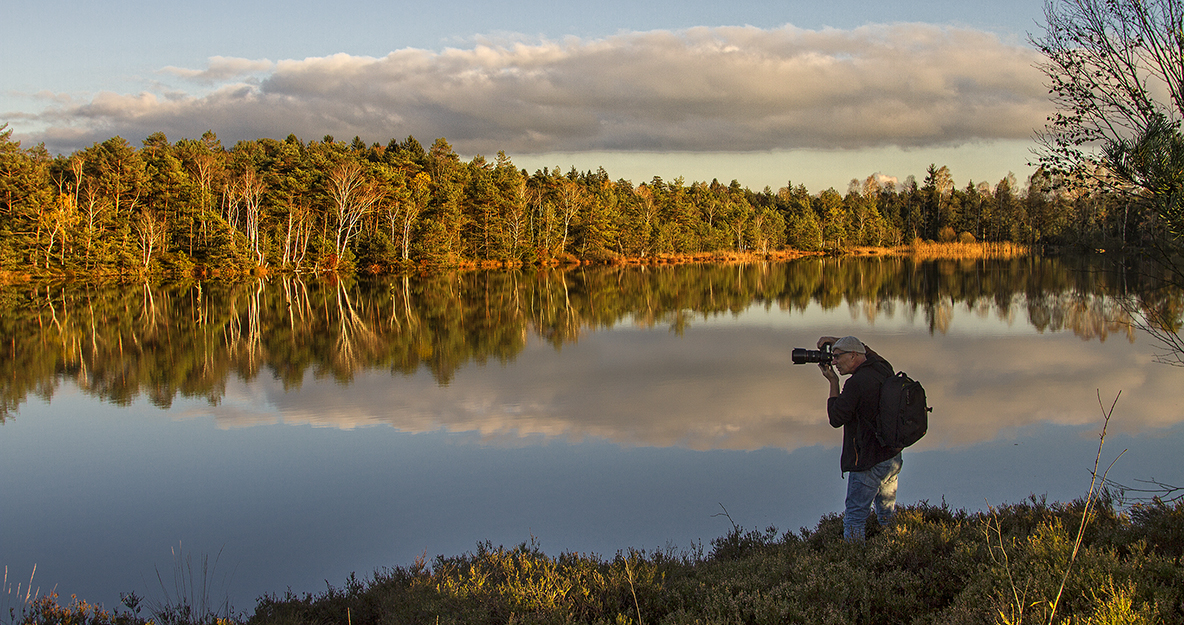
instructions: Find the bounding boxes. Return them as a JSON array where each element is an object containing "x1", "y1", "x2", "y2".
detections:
[
  {"x1": 1034, "y1": 0, "x2": 1184, "y2": 241},
  {"x1": 491, "y1": 153, "x2": 528, "y2": 260},
  {"x1": 751, "y1": 206, "x2": 786, "y2": 252},
  {"x1": 0, "y1": 125, "x2": 55, "y2": 267},
  {"x1": 135, "y1": 207, "x2": 168, "y2": 269},
  {"x1": 261, "y1": 135, "x2": 316, "y2": 271},
  {"x1": 464, "y1": 155, "x2": 500, "y2": 259},
  {"x1": 79, "y1": 137, "x2": 148, "y2": 267},
  {"x1": 554, "y1": 174, "x2": 588, "y2": 254},
  {"x1": 327, "y1": 159, "x2": 385, "y2": 263},
  {"x1": 174, "y1": 131, "x2": 225, "y2": 257},
  {"x1": 816, "y1": 188, "x2": 848, "y2": 249},
  {"x1": 921, "y1": 164, "x2": 953, "y2": 240},
  {"x1": 572, "y1": 168, "x2": 619, "y2": 259},
  {"x1": 416, "y1": 138, "x2": 467, "y2": 264},
  {"x1": 237, "y1": 167, "x2": 268, "y2": 266},
  {"x1": 627, "y1": 183, "x2": 658, "y2": 257},
  {"x1": 139, "y1": 133, "x2": 190, "y2": 269}
]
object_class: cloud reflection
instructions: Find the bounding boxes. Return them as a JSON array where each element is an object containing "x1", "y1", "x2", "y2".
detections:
[{"x1": 196, "y1": 309, "x2": 1183, "y2": 453}]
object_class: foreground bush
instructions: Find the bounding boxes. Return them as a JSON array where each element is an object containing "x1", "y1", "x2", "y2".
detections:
[{"x1": 246, "y1": 497, "x2": 1183, "y2": 625}]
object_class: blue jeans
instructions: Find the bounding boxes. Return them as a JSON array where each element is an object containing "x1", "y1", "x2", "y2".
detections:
[{"x1": 843, "y1": 453, "x2": 903, "y2": 541}]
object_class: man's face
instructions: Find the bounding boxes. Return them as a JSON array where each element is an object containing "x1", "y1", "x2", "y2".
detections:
[{"x1": 831, "y1": 349, "x2": 863, "y2": 375}]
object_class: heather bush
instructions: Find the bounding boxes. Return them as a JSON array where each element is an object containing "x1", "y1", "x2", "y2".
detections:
[{"x1": 243, "y1": 498, "x2": 1182, "y2": 625}]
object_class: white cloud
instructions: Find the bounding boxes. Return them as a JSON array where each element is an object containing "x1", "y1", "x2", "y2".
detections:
[
  {"x1": 20, "y1": 23, "x2": 1049, "y2": 157},
  {"x1": 159, "y1": 56, "x2": 275, "y2": 83}
]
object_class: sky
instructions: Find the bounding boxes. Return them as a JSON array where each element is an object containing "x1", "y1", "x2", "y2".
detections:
[{"x1": 3, "y1": 0, "x2": 1054, "y2": 192}]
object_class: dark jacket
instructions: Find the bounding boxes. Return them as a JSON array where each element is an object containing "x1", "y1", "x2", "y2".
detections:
[{"x1": 827, "y1": 350, "x2": 900, "y2": 472}]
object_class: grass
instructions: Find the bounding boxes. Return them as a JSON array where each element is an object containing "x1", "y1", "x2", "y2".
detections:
[
  {"x1": 3, "y1": 565, "x2": 40, "y2": 625},
  {"x1": 3, "y1": 544, "x2": 240, "y2": 625},
  {"x1": 147, "y1": 544, "x2": 240, "y2": 625}
]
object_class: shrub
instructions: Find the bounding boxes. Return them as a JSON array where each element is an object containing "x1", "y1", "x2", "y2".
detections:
[
  {"x1": 243, "y1": 498, "x2": 1184, "y2": 625},
  {"x1": 13, "y1": 593, "x2": 146, "y2": 625},
  {"x1": 1128, "y1": 499, "x2": 1184, "y2": 559}
]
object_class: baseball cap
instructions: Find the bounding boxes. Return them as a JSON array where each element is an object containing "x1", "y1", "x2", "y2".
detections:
[{"x1": 833, "y1": 336, "x2": 866, "y2": 354}]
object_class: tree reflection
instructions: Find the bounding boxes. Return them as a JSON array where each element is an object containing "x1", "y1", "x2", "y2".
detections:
[{"x1": 0, "y1": 256, "x2": 1179, "y2": 422}]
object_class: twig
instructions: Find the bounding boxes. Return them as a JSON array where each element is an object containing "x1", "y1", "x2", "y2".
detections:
[
  {"x1": 712, "y1": 503, "x2": 740, "y2": 532},
  {"x1": 1104, "y1": 476, "x2": 1184, "y2": 504},
  {"x1": 624, "y1": 557, "x2": 643, "y2": 625},
  {"x1": 1121, "y1": 295, "x2": 1184, "y2": 367},
  {"x1": 1047, "y1": 390, "x2": 1126, "y2": 625},
  {"x1": 984, "y1": 508, "x2": 1028, "y2": 625}
]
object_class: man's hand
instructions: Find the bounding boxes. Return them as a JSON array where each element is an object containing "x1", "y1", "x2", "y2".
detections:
[
  {"x1": 820, "y1": 361, "x2": 841, "y2": 397},
  {"x1": 817, "y1": 336, "x2": 839, "y2": 350}
]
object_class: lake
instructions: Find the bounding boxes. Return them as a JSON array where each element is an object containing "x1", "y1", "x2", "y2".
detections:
[{"x1": 2, "y1": 256, "x2": 1182, "y2": 614}]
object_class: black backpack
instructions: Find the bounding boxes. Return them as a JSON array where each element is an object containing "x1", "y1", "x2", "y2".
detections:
[{"x1": 876, "y1": 371, "x2": 930, "y2": 448}]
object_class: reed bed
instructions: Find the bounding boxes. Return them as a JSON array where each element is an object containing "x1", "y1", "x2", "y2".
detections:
[{"x1": 889, "y1": 240, "x2": 1030, "y2": 260}]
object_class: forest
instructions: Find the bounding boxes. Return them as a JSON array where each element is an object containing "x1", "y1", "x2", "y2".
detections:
[{"x1": 0, "y1": 124, "x2": 1166, "y2": 277}]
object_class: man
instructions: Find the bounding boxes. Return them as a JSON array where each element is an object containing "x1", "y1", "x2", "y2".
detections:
[{"x1": 817, "y1": 335, "x2": 903, "y2": 541}]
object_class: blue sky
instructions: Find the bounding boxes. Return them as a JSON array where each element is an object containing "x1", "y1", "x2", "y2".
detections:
[{"x1": 4, "y1": 0, "x2": 1052, "y2": 192}]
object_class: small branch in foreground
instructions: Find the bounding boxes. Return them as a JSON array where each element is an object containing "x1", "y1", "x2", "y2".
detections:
[
  {"x1": 1105, "y1": 476, "x2": 1184, "y2": 504},
  {"x1": 712, "y1": 503, "x2": 740, "y2": 532},
  {"x1": 624, "y1": 556, "x2": 644, "y2": 625},
  {"x1": 1047, "y1": 390, "x2": 1127, "y2": 625}
]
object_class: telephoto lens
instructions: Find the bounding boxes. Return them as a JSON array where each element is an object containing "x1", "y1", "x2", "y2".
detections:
[{"x1": 791, "y1": 344, "x2": 832, "y2": 365}]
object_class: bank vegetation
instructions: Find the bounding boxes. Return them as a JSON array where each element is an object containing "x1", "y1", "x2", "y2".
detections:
[{"x1": 6, "y1": 496, "x2": 1183, "y2": 625}]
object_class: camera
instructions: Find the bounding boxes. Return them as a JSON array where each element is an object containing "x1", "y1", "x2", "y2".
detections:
[{"x1": 792, "y1": 343, "x2": 832, "y2": 365}]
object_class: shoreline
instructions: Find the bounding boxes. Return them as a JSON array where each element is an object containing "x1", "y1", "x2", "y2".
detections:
[{"x1": 0, "y1": 242, "x2": 1034, "y2": 285}]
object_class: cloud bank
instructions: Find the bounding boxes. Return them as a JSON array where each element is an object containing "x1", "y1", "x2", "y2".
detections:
[{"x1": 22, "y1": 23, "x2": 1048, "y2": 156}]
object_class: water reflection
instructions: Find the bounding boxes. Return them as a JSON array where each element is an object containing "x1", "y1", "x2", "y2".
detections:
[
  {"x1": 182, "y1": 317, "x2": 1181, "y2": 452},
  {"x1": 3, "y1": 256, "x2": 1183, "y2": 613},
  {"x1": 4, "y1": 257, "x2": 1180, "y2": 450}
]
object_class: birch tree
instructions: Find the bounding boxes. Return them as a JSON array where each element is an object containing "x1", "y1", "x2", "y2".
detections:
[{"x1": 327, "y1": 160, "x2": 385, "y2": 260}]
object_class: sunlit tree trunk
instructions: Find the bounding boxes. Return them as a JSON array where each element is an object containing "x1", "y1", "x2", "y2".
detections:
[
  {"x1": 237, "y1": 168, "x2": 267, "y2": 266},
  {"x1": 135, "y1": 208, "x2": 167, "y2": 270},
  {"x1": 328, "y1": 160, "x2": 385, "y2": 262},
  {"x1": 556, "y1": 179, "x2": 587, "y2": 255}
]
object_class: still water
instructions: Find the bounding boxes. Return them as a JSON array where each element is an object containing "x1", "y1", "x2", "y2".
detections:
[{"x1": 2, "y1": 257, "x2": 1182, "y2": 612}]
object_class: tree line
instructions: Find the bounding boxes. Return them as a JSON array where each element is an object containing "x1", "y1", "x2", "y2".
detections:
[{"x1": 0, "y1": 124, "x2": 1168, "y2": 276}]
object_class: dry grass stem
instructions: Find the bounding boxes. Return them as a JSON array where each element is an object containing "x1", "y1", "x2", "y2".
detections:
[{"x1": 1046, "y1": 390, "x2": 1126, "y2": 625}]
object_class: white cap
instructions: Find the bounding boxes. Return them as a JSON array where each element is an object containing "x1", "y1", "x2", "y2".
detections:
[{"x1": 833, "y1": 336, "x2": 865, "y2": 354}]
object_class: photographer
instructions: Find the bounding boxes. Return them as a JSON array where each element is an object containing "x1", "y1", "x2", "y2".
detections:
[{"x1": 817, "y1": 335, "x2": 903, "y2": 541}]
